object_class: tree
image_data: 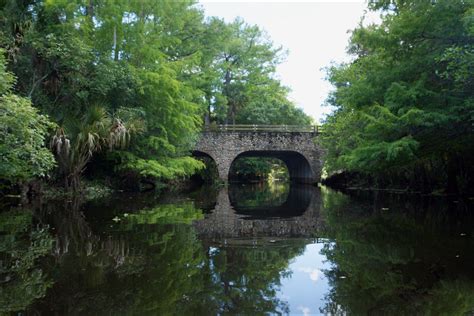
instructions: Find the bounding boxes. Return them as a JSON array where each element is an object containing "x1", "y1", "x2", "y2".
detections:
[
  {"x1": 0, "y1": 1, "x2": 205, "y2": 188},
  {"x1": 236, "y1": 80, "x2": 311, "y2": 125},
  {"x1": 322, "y1": 0, "x2": 474, "y2": 194},
  {"x1": 0, "y1": 49, "x2": 55, "y2": 186},
  {"x1": 193, "y1": 17, "x2": 311, "y2": 127},
  {"x1": 0, "y1": 0, "x2": 313, "y2": 189},
  {"x1": 50, "y1": 105, "x2": 140, "y2": 191}
]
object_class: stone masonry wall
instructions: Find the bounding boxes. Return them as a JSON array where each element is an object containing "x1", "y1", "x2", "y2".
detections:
[{"x1": 195, "y1": 131, "x2": 324, "y2": 183}]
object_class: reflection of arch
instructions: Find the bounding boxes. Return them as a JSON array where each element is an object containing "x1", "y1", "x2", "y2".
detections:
[
  {"x1": 230, "y1": 151, "x2": 315, "y2": 184},
  {"x1": 193, "y1": 185, "x2": 323, "y2": 239},
  {"x1": 228, "y1": 184, "x2": 313, "y2": 218}
]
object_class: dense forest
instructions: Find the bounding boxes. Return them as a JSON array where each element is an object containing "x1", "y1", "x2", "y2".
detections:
[
  {"x1": 1, "y1": 0, "x2": 473, "y2": 197},
  {"x1": 322, "y1": 0, "x2": 474, "y2": 195},
  {"x1": 0, "y1": 0, "x2": 310, "y2": 194},
  {"x1": 1, "y1": 1, "x2": 474, "y2": 313}
]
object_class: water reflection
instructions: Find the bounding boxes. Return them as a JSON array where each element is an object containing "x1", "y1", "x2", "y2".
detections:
[
  {"x1": 320, "y1": 188, "x2": 474, "y2": 315},
  {"x1": 26, "y1": 185, "x2": 313, "y2": 315},
  {"x1": 0, "y1": 207, "x2": 53, "y2": 314},
  {"x1": 230, "y1": 182, "x2": 290, "y2": 209},
  {"x1": 229, "y1": 182, "x2": 313, "y2": 218},
  {"x1": 194, "y1": 183, "x2": 323, "y2": 241},
  {"x1": 28, "y1": 202, "x2": 208, "y2": 314},
  {"x1": 1, "y1": 184, "x2": 474, "y2": 314}
]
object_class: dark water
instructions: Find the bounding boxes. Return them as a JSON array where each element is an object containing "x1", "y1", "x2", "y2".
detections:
[{"x1": 1, "y1": 183, "x2": 474, "y2": 315}]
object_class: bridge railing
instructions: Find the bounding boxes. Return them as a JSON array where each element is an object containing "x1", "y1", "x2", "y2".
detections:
[{"x1": 203, "y1": 124, "x2": 324, "y2": 133}]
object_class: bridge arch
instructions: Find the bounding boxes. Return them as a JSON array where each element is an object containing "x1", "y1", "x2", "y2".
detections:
[
  {"x1": 191, "y1": 150, "x2": 219, "y2": 183},
  {"x1": 192, "y1": 150, "x2": 216, "y2": 162},
  {"x1": 229, "y1": 150, "x2": 315, "y2": 183},
  {"x1": 194, "y1": 129, "x2": 323, "y2": 183}
]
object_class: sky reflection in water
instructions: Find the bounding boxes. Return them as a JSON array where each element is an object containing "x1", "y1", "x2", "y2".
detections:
[{"x1": 278, "y1": 242, "x2": 331, "y2": 316}]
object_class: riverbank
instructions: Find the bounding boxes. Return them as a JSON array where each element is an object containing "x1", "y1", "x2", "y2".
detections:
[{"x1": 322, "y1": 171, "x2": 474, "y2": 198}]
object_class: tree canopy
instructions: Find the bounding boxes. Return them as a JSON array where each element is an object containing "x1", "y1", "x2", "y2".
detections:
[
  {"x1": 0, "y1": 0, "x2": 310, "y2": 189},
  {"x1": 0, "y1": 49, "x2": 55, "y2": 185},
  {"x1": 322, "y1": 0, "x2": 474, "y2": 194}
]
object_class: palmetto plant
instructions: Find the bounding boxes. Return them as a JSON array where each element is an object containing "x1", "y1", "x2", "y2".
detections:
[{"x1": 50, "y1": 105, "x2": 143, "y2": 191}]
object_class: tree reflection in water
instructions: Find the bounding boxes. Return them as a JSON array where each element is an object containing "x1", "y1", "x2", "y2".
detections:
[
  {"x1": 0, "y1": 206, "x2": 53, "y2": 313},
  {"x1": 21, "y1": 185, "x2": 312, "y2": 315},
  {"x1": 320, "y1": 188, "x2": 474, "y2": 315},
  {"x1": 3, "y1": 184, "x2": 473, "y2": 314}
]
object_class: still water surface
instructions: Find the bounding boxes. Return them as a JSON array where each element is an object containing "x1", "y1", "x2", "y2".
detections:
[{"x1": 1, "y1": 183, "x2": 474, "y2": 315}]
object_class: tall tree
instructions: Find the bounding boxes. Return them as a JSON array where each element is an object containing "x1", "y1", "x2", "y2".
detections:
[
  {"x1": 322, "y1": 0, "x2": 474, "y2": 194},
  {"x1": 0, "y1": 0, "x2": 313, "y2": 189},
  {"x1": 0, "y1": 0, "x2": 206, "y2": 188},
  {"x1": 0, "y1": 48, "x2": 55, "y2": 188}
]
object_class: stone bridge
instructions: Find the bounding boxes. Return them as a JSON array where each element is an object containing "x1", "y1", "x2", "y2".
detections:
[{"x1": 194, "y1": 125, "x2": 324, "y2": 183}]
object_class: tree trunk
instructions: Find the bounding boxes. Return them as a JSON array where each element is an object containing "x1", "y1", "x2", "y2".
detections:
[
  {"x1": 204, "y1": 94, "x2": 211, "y2": 125},
  {"x1": 223, "y1": 64, "x2": 232, "y2": 124},
  {"x1": 20, "y1": 181, "x2": 29, "y2": 204},
  {"x1": 113, "y1": 15, "x2": 123, "y2": 62},
  {"x1": 113, "y1": 25, "x2": 118, "y2": 61},
  {"x1": 86, "y1": 0, "x2": 94, "y2": 17}
]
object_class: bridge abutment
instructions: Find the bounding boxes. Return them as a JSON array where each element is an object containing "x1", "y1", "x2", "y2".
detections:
[{"x1": 214, "y1": 156, "x2": 233, "y2": 183}]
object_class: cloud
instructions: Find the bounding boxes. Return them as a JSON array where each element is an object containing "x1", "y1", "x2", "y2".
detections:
[
  {"x1": 298, "y1": 267, "x2": 323, "y2": 282},
  {"x1": 297, "y1": 306, "x2": 312, "y2": 316}
]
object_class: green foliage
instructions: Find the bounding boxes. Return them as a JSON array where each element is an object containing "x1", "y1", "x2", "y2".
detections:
[
  {"x1": 119, "y1": 153, "x2": 205, "y2": 181},
  {"x1": 121, "y1": 203, "x2": 204, "y2": 226},
  {"x1": 230, "y1": 157, "x2": 289, "y2": 182},
  {"x1": 231, "y1": 157, "x2": 274, "y2": 179},
  {"x1": 0, "y1": 51, "x2": 14, "y2": 94},
  {"x1": 0, "y1": 50, "x2": 56, "y2": 184},
  {"x1": 0, "y1": 1, "x2": 208, "y2": 187},
  {"x1": 0, "y1": 94, "x2": 56, "y2": 183},
  {"x1": 322, "y1": 0, "x2": 474, "y2": 193},
  {"x1": 50, "y1": 105, "x2": 141, "y2": 190},
  {"x1": 0, "y1": 0, "x2": 311, "y2": 188},
  {"x1": 199, "y1": 18, "x2": 311, "y2": 126},
  {"x1": 235, "y1": 81, "x2": 312, "y2": 125}
]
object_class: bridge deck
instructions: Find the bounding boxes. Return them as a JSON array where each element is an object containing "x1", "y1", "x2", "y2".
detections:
[{"x1": 203, "y1": 124, "x2": 323, "y2": 133}]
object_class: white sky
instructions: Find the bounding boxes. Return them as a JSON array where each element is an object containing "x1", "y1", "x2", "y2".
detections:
[{"x1": 198, "y1": 1, "x2": 379, "y2": 123}]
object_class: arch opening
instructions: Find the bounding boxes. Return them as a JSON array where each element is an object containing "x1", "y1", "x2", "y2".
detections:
[
  {"x1": 191, "y1": 150, "x2": 219, "y2": 184},
  {"x1": 228, "y1": 183, "x2": 314, "y2": 218},
  {"x1": 229, "y1": 151, "x2": 315, "y2": 184},
  {"x1": 229, "y1": 155, "x2": 289, "y2": 183}
]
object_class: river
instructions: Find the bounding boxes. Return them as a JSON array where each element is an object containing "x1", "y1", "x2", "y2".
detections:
[{"x1": 1, "y1": 183, "x2": 474, "y2": 315}]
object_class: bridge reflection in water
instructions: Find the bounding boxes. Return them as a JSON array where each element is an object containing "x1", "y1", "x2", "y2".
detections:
[{"x1": 193, "y1": 183, "x2": 324, "y2": 241}]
